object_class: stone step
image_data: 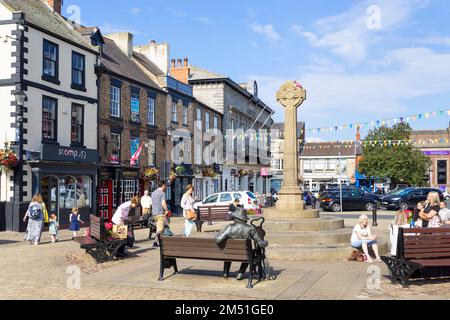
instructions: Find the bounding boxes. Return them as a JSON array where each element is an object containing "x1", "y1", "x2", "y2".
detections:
[
  {"x1": 266, "y1": 240, "x2": 389, "y2": 261},
  {"x1": 266, "y1": 228, "x2": 352, "y2": 245},
  {"x1": 264, "y1": 217, "x2": 345, "y2": 232}
]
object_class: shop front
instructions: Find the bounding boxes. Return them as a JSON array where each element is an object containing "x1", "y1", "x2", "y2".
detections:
[
  {"x1": 98, "y1": 165, "x2": 143, "y2": 221},
  {"x1": 29, "y1": 144, "x2": 98, "y2": 228}
]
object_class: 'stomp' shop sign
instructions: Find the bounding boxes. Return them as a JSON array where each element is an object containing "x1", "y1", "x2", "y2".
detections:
[{"x1": 42, "y1": 144, "x2": 98, "y2": 163}]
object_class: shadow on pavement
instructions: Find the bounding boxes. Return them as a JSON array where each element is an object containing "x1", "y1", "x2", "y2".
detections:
[{"x1": 0, "y1": 240, "x2": 19, "y2": 245}]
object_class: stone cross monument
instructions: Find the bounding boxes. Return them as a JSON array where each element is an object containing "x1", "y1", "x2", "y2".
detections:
[{"x1": 266, "y1": 81, "x2": 318, "y2": 219}]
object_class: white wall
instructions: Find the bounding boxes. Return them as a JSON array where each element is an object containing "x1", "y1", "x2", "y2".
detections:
[
  {"x1": 0, "y1": 24, "x2": 14, "y2": 80},
  {"x1": 25, "y1": 86, "x2": 98, "y2": 151},
  {"x1": 0, "y1": 86, "x2": 14, "y2": 143},
  {"x1": 25, "y1": 27, "x2": 98, "y2": 100},
  {"x1": 0, "y1": 2, "x2": 12, "y2": 20}
]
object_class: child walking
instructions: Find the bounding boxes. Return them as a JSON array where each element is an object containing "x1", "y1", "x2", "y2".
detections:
[
  {"x1": 49, "y1": 214, "x2": 59, "y2": 243},
  {"x1": 69, "y1": 208, "x2": 84, "y2": 238}
]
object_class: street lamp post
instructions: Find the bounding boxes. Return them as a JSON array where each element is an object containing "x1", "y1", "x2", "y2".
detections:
[{"x1": 12, "y1": 90, "x2": 27, "y2": 231}]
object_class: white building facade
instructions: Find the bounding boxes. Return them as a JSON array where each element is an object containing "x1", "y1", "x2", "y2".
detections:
[{"x1": 0, "y1": 0, "x2": 99, "y2": 231}]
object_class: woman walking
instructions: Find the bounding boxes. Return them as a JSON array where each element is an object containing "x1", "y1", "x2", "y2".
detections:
[
  {"x1": 181, "y1": 185, "x2": 197, "y2": 237},
  {"x1": 23, "y1": 194, "x2": 45, "y2": 246}
]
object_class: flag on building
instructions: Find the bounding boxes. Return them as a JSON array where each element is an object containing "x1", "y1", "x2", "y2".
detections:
[{"x1": 130, "y1": 143, "x2": 144, "y2": 166}]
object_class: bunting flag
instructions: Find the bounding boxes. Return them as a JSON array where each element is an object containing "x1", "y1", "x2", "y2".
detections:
[
  {"x1": 304, "y1": 108, "x2": 450, "y2": 134},
  {"x1": 299, "y1": 138, "x2": 450, "y2": 149}
]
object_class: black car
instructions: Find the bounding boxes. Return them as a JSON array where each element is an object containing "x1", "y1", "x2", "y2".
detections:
[
  {"x1": 320, "y1": 189, "x2": 378, "y2": 212},
  {"x1": 380, "y1": 188, "x2": 444, "y2": 211}
]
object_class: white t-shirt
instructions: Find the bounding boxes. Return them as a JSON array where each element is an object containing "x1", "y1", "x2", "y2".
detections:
[
  {"x1": 112, "y1": 201, "x2": 132, "y2": 225},
  {"x1": 351, "y1": 224, "x2": 370, "y2": 242},
  {"x1": 439, "y1": 208, "x2": 450, "y2": 223},
  {"x1": 141, "y1": 195, "x2": 152, "y2": 209}
]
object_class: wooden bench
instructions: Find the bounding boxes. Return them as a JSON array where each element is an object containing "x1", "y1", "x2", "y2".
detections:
[
  {"x1": 157, "y1": 236, "x2": 264, "y2": 288},
  {"x1": 382, "y1": 227, "x2": 450, "y2": 287},
  {"x1": 124, "y1": 215, "x2": 157, "y2": 240},
  {"x1": 73, "y1": 215, "x2": 127, "y2": 263},
  {"x1": 195, "y1": 205, "x2": 232, "y2": 232}
]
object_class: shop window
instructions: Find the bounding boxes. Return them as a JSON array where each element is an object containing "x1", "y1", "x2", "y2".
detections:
[{"x1": 58, "y1": 176, "x2": 92, "y2": 210}]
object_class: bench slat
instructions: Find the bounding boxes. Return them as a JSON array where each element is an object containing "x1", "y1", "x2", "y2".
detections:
[
  {"x1": 163, "y1": 241, "x2": 247, "y2": 250},
  {"x1": 405, "y1": 244, "x2": 450, "y2": 249},
  {"x1": 73, "y1": 236, "x2": 97, "y2": 245},
  {"x1": 404, "y1": 228, "x2": 450, "y2": 233},
  {"x1": 163, "y1": 250, "x2": 249, "y2": 261},
  {"x1": 404, "y1": 252, "x2": 450, "y2": 259},
  {"x1": 411, "y1": 259, "x2": 450, "y2": 267},
  {"x1": 405, "y1": 247, "x2": 450, "y2": 254},
  {"x1": 163, "y1": 245, "x2": 248, "y2": 256}
]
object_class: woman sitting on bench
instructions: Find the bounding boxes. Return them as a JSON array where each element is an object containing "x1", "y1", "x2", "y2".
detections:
[{"x1": 351, "y1": 214, "x2": 382, "y2": 263}]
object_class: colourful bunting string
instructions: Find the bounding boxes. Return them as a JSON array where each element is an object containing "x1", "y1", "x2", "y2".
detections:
[{"x1": 306, "y1": 108, "x2": 450, "y2": 134}]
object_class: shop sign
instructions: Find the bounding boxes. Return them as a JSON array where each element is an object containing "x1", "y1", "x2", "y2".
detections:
[
  {"x1": 42, "y1": 144, "x2": 98, "y2": 163},
  {"x1": 423, "y1": 150, "x2": 450, "y2": 156},
  {"x1": 122, "y1": 171, "x2": 139, "y2": 178}
]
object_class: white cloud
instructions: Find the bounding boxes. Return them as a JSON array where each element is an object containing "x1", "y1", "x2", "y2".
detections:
[
  {"x1": 194, "y1": 16, "x2": 210, "y2": 24},
  {"x1": 130, "y1": 7, "x2": 142, "y2": 15},
  {"x1": 292, "y1": 0, "x2": 430, "y2": 63},
  {"x1": 250, "y1": 24, "x2": 281, "y2": 43},
  {"x1": 416, "y1": 36, "x2": 450, "y2": 46},
  {"x1": 248, "y1": 47, "x2": 450, "y2": 123},
  {"x1": 170, "y1": 8, "x2": 187, "y2": 17}
]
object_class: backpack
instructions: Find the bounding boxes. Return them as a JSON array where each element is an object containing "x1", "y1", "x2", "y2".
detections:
[{"x1": 28, "y1": 203, "x2": 42, "y2": 220}]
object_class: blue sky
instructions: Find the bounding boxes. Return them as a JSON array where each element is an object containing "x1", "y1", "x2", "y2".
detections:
[{"x1": 65, "y1": 0, "x2": 450, "y2": 141}]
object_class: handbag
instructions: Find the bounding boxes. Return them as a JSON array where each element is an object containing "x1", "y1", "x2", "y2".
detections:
[
  {"x1": 112, "y1": 224, "x2": 128, "y2": 239},
  {"x1": 186, "y1": 210, "x2": 197, "y2": 221}
]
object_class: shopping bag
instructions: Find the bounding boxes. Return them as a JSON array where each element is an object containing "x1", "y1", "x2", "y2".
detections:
[{"x1": 112, "y1": 224, "x2": 128, "y2": 239}]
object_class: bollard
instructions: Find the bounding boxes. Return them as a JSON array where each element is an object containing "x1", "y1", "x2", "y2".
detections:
[{"x1": 372, "y1": 204, "x2": 378, "y2": 227}]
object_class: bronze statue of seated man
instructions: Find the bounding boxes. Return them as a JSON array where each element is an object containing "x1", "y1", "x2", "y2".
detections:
[{"x1": 215, "y1": 207, "x2": 268, "y2": 280}]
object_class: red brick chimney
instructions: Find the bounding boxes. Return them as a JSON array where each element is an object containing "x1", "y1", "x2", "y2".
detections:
[
  {"x1": 171, "y1": 57, "x2": 190, "y2": 84},
  {"x1": 45, "y1": 0, "x2": 63, "y2": 14},
  {"x1": 356, "y1": 125, "x2": 361, "y2": 142}
]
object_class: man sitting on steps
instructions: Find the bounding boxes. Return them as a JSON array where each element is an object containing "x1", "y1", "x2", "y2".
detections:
[{"x1": 215, "y1": 207, "x2": 268, "y2": 280}]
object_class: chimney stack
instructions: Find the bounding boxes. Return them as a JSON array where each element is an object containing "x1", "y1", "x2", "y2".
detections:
[
  {"x1": 170, "y1": 57, "x2": 191, "y2": 84},
  {"x1": 134, "y1": 41, "x2": 170, "y2": 75},
  {"x1": 45, "y1": 0, "x2": 63, "y2": 15},
  {"x1": 106, "y1": 32, "x2": 134, "y2": 57},
  {"x1": 356, "y1": 126, "x2": 361, "y2": 142}
]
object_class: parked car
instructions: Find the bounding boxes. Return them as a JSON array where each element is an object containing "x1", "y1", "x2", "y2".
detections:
[
  {"x1": 380, "y1": 187, "x2": 444, "y2": 211},
  {"x1": 320, "y1": 189, "x2": 378, "y2": 212},
  {"x1": 194, "y1": 191, "x2": 261, "y2": 212}
]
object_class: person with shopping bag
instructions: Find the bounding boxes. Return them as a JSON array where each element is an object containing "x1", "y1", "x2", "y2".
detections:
[
  {"x1": 111, "y1": 197, "x2": 140, "y2": 255},
  {"x1": 181, "y1": 184, "x2": 197, "y2": 237}
]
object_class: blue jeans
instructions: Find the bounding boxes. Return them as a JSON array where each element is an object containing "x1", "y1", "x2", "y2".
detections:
[{"x1": 352, "y1": 239, "x2": 376, "y2": 248}]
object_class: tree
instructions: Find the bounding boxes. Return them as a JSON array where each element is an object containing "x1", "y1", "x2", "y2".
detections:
[{"x1": 357, "y1": 123, "x2": 431, "y2": 187}]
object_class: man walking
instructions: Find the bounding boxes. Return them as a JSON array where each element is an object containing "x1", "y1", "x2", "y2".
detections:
[
  {"x1": 141, "y1": 190, "x2": 152, "y2": 217},
  {"x1": 151, "y1": 181, "x2": 169, "y2": 248}
]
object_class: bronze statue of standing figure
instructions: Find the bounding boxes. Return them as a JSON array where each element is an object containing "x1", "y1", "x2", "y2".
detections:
[{"x1": 215, "y1": 207, "x2": 268, "y2": 280}]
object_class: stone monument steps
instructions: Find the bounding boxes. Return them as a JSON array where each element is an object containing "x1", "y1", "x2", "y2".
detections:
[
  {"x1": 266, "y1": 240, "x2": 389, "y2": 261},
  {"x1": 265, "y1": 228, "x2": 352, "y2": 246},
  {"x1": 264, "y1": 217, "x2": 345, "y2": 232}
]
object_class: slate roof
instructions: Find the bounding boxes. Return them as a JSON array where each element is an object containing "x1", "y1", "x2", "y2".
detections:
[
  {"x1": 189, "y1": 65, "x2": 226, "y2": 81},
  {"x1": 100, "y1": 37, "x2": 162, "y2": 91},
  {"x1": 1, "y1": 0, "x2": 97, "y2": 52}
]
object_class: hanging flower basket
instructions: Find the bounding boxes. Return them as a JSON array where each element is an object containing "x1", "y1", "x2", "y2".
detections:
[
  {"x1": 175, "y1": 165, "x2": 186, "y2": 175},
  {"x1": 238, "y1": 169, "x2": 249, "y2": 177},
  {"x1": 202, "y1": 167, "x2": 217, "y2": 178},
  {"x1": 0, "y1": 149, "x2": 19, "y2": 172},
  {"x1": 144, "y1": 167, "x2": 159, "y2": 181},
  {"x1": 169, "y1": 170, "x2": 177, "y2": 183}
]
